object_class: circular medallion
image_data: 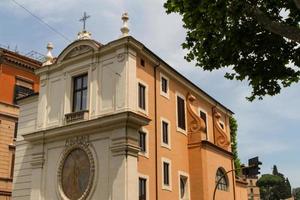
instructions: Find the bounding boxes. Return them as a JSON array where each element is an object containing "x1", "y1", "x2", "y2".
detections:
[{"x1": 58, "y1": 145, "x2": 94, "y2": 200}]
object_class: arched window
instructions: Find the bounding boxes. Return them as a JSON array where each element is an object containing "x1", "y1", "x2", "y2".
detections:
[{"x1": 215, "y1": 168, "x2": 228, "y2": 191}]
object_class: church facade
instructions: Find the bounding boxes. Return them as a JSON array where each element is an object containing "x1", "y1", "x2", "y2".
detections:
[{"x1": 12, "y1": 15, "x2": 247, "y2": 200}]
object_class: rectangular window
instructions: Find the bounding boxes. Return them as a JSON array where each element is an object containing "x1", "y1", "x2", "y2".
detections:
[
  {"x1": 163, "y1": 162, "x2": 170, "y2": 186},
  {"x1": 180, "y1": 176, "x2": 188, "y2": 199},
  {"x1": 162, "y1": 121, "x2": 169, "y2": 144},
  {"x1": 14, "y1": 122, "x2": 18, "y2": 139},
  {"x1": 138, "y1": 83, "x2": 146, "y2": 110},
  {"x1": 139, "y1": 178, "x2": 147, "y2": 200},
  {"x1": 73, "y1": 74, "x2": 88, "y2": 112},
  {"x1": 177, "y1": 96, "x2": 186, "y2": 130},
  {"x1": 14, "y1": 78, "x2": 34, "y2": 103},
  {"x1": 140, "y1": 59, "x2": 145, "y2": 67},
  {"x1": 161, "y1": 77, "x2": 168, "y2": 93},
  {"x1": 139, "y1": 131, "x2": 146, "y2": 153},
  {"x1": 200, "y1": 110, "x2": 207, "y2": 133}
]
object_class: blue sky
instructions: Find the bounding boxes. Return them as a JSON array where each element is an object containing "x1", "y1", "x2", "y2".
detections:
[{"x1": 1, "y1": 0, "x2": 299, "y2": 187}]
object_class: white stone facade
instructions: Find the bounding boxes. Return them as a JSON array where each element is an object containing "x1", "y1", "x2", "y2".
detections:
[{"x1": 13, "y1": 37, "x2": 150, "y2": 200}]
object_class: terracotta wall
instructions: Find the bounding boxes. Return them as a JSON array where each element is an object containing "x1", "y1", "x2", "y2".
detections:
[
  {"x1": 136, "y1": 53, "x2": 236, "y2": 200},
  {"x1": 0, "y1": 64, "x2": 39, "y2": 105}
]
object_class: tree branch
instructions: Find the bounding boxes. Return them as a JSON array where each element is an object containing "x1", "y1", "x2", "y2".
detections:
[
  {"x1": 293, "y1": 0, "x2": 300, "y2": 10},
  {"x1": 251, "y1": 7, "x2": 300, "y2": 43}
]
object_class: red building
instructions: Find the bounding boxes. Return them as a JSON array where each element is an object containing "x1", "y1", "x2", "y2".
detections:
[{"x1": 0, "y1": 48, "x2": 40, "y2": 200}]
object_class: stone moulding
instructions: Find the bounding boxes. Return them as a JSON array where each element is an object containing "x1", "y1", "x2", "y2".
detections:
[
  {"x1": 213, "y1": 108, "x2": 230, "y2": 150},
  {"x1": 57, "y1": 136, "x2": 95, "y2": 200},
  {"x1": 186, "y1": 93, "x2": 206, "y2": 144}
]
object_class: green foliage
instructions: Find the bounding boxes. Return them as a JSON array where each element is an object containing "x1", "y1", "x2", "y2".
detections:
[
  {"x1": 258, "y1": 166, "x2": 292, "y2": 199},
  {"x1": 229, "y1": 116, "x2": 241, "y2": 175},
  {"x1": 164, "y1": 0, "x2": 300, "y2": 101},
  {"x1": 293, "y1": 187, "x2": 300, "y2": 200}
]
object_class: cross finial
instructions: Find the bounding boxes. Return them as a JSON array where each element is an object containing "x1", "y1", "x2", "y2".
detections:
[{"x1": 79, "y1": 12, "x2": 90, "y2": 31}]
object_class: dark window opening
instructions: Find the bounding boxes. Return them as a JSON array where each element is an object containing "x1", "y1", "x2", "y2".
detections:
[
  {"x1": 138, "y1": 83, "x2": 146, "y2": 110},
  {"x1": 161, "y1": 77, "x2": 168, "y2": 93},
  {"x1": 163, "y1": 162, "x2": 170, "y2": 186},
  {"x1": 139, "y1": 131, "x2": 146, "y2": 153},
  {"x1": 140, "y1": 59, "x2": 145, "y2": 67},
  {"x1": 219, "y1": 122, "x2": 224, "y2": 129},
  {"x1": 72, "y1": 74, "x2": 88, "y2": 112},
  {"x1": 14, "y1": 122, "x2": 18, "y2": 139},
  {"x1": 180, "y1": 176, "x2": 187, "y2": 198},
  {"x1": 177, "y1": 96, "x2": 186, "y2": 130},
  {"x1": 139, "y1": 177, "x2": 147, "y2": 200},
  {"x1": 162, "y1": 121, "x2": 169, "y2": 144}
]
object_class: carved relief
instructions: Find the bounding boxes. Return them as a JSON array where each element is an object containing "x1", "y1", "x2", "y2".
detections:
[
  {"x1": 213, "y1": 108, "x2": 230, "y2": 149},
  {"x1": 116, "y1": 53, "x2": 125, "y2": 62},
  {"x1": 58, "y1": 135, "x2": 95, "y2": 200},
  {"x1": 186, "y1": 93, "x2": 206, "y2": 143},
  {"x1": 64, "y1": 45, "x2": 93, "y2": 60}
]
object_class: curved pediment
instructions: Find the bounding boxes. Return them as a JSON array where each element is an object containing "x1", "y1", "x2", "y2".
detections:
[{"x1": 56, "y1": 39, "x2": 101, "y2": 63}]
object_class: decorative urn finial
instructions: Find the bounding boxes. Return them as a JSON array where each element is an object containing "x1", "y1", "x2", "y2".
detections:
[
  {"x1": 42, "y1": 42, "x2": 54, "y2": 66},
  {"x1": 120, "y1": 12, "x2": 129, "y2": 37}
]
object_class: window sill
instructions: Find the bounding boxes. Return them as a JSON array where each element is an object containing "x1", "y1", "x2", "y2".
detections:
[
  {"x1": 65, "y1": 110, "x2": 89, "y2": 124},
  {"x1": 161, "y1": 143, "x2": 171, "y2": 150},
  {"x1": 177, "y1": 127, "x2": 187, "y2": 135},
  {"x1": 162, "y1": 185, "x2": 172, "y2": 191},
  {"x1": 160, "y1": 92, "x2": 170, "y2": 99},
  {"x1": 139, "y1": 152, "x2": 149, "y2": 159}
]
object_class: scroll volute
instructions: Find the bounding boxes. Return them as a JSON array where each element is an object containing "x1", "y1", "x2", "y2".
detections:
[
  {"x1": 186, "y1": 93, "x2": 206, "y2": 144},
  {"x1": 213, "y1": 108, "x2": 230, "y2": 150}
]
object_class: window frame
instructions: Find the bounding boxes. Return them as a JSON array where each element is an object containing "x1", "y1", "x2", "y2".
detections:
[
  {"x1": 215, "y1": 168, "x2": 229, "y2": 191},
  {"x1": 137, "y1": 80, "x2": 148, "y2": 115},
  {"x1": 138, "y1": 174, "x2": 149, "y2": 200},
  {"x1": 72, "y1": 73, "x2": 88, "y2": 112},
  {"x1": 161, "y1": 157, "x2": 172, "y2": 191},
  {"x1": 160, "y1": 73, "x2": 169, "y2": 99},
  {"x1": 160, "y1": 117, "x2": 171, "y2": 149},
  {"x1": 138, "y1": 128, "x2": 149, "y2": 158},
  {"x1": 176, "y1": 92, "x2": 187, "y2": 134},
  {"x1": 178, "y1": 171, "x2": 190, "y2": 200}
]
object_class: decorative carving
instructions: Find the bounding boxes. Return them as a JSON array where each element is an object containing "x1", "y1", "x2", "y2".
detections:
[
  {"x1": 186, "y1": 93, "x2": 206, "y2": 143},
  {"x1": 213, "y1": 108, "x2": 230, "y2": 149},
  {"x1": 58, "y1": 136, "x2": 94, "y2": 200},
  {"x1": 117, "y1": 53, "x2": 125, "y2": 62},
  {"x1": 64, "y1": 45, "x2": 93, "y2": 60},
  {"x1": 65, "y1": 135, "x2": 90, "y2": 147}
]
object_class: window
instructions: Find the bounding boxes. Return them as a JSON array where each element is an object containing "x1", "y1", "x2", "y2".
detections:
[
  {"x1": 73, "y1": 74, "x2": 88, "y2": 112},
  {"x1": 179, "y1": 175, "x2": 189, "y2": 200},
  {"x1": 163, "y1": 162, "x2": 170, "y2": 186},
  {"x1": 140, "y1": 59, "x2": 145, "y2": 67},
  {"x1": 216, "y1": 168, "x2": 228, "y2": 191},
  {"x1": 138, "y1": 83, "x2": 146, "y2": 110},
  {"x1": 162, "y1": 121, "x2": 169, "y2": 144},
  {"x1": 160, "y1": 73, "x2": 169, "y2": 98},
  {"x1": 176, "y1": 95, "x2": 186, "y2": 131},
  {"x1": 139, "y1": 131, "x2": 146, "y2": 153},
  {"x1": 200, "y1": 110, "x2": 207, "y2": 133},
  {"x1": 14, "y1": 77, "x2": 34, "y2": 103},
  {"x1": 14, "y1": 122, "x2": 18, "y2": 139},
  {"x1": 162, "y1": 158, "x2": 172, "y2": 190},
  {"x1": 139, "y1": 177, "x2": 147, "y2": 200}
]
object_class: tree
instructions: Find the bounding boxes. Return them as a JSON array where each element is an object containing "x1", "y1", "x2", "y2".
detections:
[
  {"x1": 257, "y1": 174, "x2": 283, "y2": 200},
  {"x1": 293, "y1": 187, "x2": 300, "y2": 200},
  {"x1": 229, "y1": 116, "x2": 241, "y2": 174},
  {"x1": 164, "y1": 0, "x2": 300, "y2": 101}
]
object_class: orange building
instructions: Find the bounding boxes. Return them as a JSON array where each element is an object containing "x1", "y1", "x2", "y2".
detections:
[
  {"x1": 247, "y1": 177, "x2": 260, "y2": 200},
  {"x1": 0, "y1": 48, "x2": 40, "y2": 200},
  {"x1": 12, "y1": 13, "x2": 248, "y2": 200}
]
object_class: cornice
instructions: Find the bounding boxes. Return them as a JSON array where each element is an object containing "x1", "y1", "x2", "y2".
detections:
[
  {"x1": 201, "y1": 140, "x2": 233, "y2": 158},
  {"x1": 23, "y1": 111, "x2": 150, "y2": 142}
]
